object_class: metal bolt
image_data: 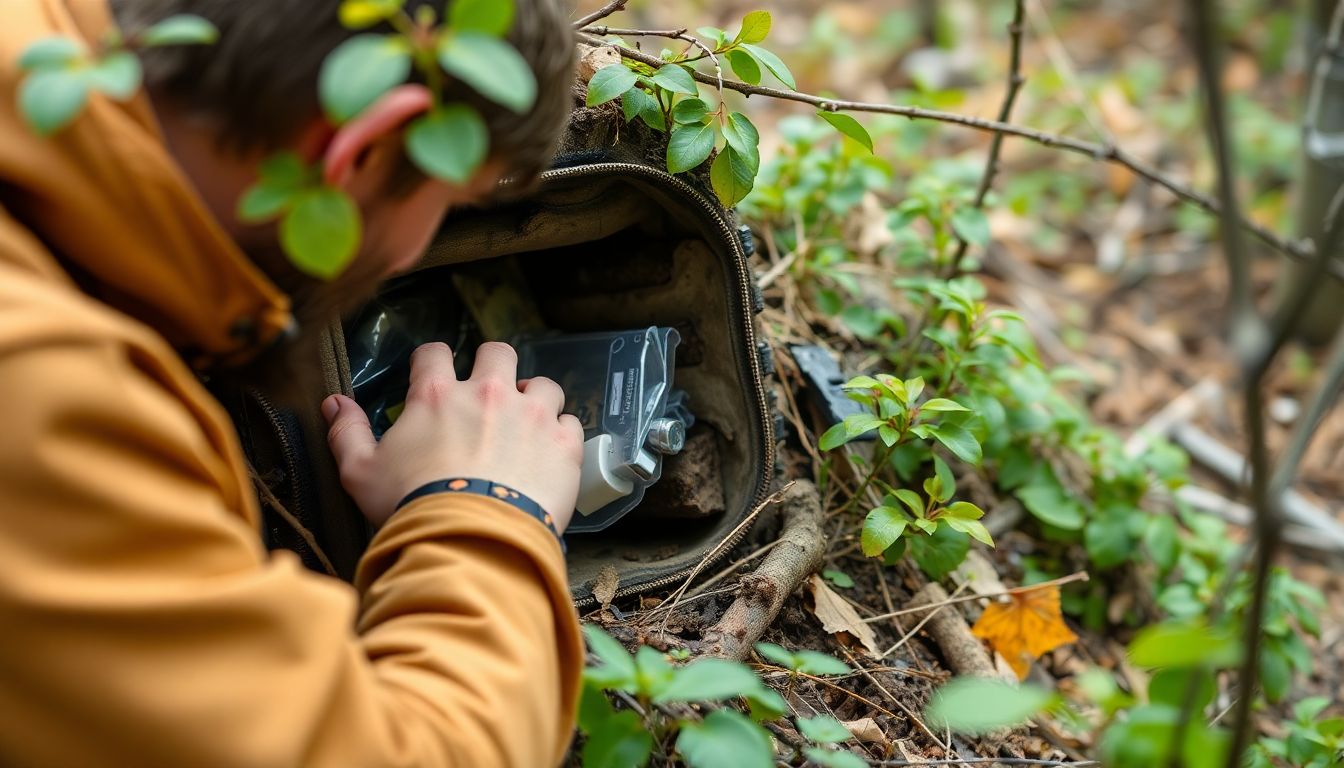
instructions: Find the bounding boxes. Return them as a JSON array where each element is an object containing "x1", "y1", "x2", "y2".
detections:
[{"x1": 647, "y1": 418, "x2": 686, "y2": 454}]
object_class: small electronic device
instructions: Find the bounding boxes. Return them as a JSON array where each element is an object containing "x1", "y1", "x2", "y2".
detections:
[{"x1": 516, "y1": 326, "x2": 693, "y2": 533}]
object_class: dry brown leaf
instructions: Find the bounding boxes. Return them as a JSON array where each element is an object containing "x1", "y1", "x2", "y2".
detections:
[
  {"x1": 896, "y1": 739, "x2": 929, "y2": 763},
  {"x1": 805, "y1": 574, "x2": 880, "y2": 655},
  {"x1": 842, "y1": 717, "x2": 888, "y2": 746},
  {"x1": 592, "y1": 565, "x2": 619, "y2": 609},
  {"x1": 971, "y1": 584, "x2": 1078, "y2": 680}
]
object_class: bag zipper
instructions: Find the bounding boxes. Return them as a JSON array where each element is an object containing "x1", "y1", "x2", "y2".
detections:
[{"x1": 530, "y1": 162, "x2": 777, "y2": 607}]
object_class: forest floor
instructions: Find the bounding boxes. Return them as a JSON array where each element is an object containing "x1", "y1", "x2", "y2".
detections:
[{"x1": 573, "y1": 0, "x2": 1344, "y2": 763}]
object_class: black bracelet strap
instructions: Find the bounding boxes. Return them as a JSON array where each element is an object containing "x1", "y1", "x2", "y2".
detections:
[{"x1": 396, "y1": 478, "x2": 565, "y2": 552}]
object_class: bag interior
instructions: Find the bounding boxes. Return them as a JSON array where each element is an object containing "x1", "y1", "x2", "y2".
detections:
[{"x1": 327, "y1": 168, "x2": 774, "y2": 603}]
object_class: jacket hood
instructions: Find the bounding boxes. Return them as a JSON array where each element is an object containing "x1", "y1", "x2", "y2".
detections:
[{"x1": 0, "y1": 0, "x2": 293, "y2": 367}]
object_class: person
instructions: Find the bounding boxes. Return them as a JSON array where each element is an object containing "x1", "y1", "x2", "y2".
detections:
[{"x1": 0, "y1": 1, "x2": 584, "y2": 765}]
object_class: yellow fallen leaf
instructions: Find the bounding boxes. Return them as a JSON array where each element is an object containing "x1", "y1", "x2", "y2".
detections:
[{"x1": 971, "y1": 584, "x2": 1078, "y2": 680}]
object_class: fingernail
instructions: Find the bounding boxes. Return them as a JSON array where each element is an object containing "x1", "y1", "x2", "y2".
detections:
[{"x1": 321, "y1": 396, "x2": 340, "y2": 422}]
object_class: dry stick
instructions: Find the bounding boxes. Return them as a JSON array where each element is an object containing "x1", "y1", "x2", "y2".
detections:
[
  {"x1": 841, "y1": 649, "x2": 956, "y2": 756},
  {"x1": 1186, "y1": 1, "x2": 1290, "y2": 765},
  {"x1": 861, "y1": 571, "x2": 1090, "y2": 624},
  {"x1": 700, "y1": 481, "x2": 825, "y2": 659},
  {"x1": 246, "y1": 463, "x2": 338, "y2": 577},
  {"x1": 878, "y1": 581, "x2": 971, "y2": 660},
  {"x1": 655, "y1": 481, "x2": 794, "y2": 633},
  {"x1": 583, "y1": 25, "x2": 725, "y2": 93},
  {"x1": 574, "y1": 31, "x2": 1328, "y2": 271},
  {"x1": 571, "y1": 0, "x2": 628, "y2": 29},
  {"x1": 947, "y1": 0, "x2": 1027, "y2": 274}
]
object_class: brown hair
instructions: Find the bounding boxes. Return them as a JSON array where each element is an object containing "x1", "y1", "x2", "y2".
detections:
[{"x1": 110, "y1": 0, "x2": 576, "y2": 188}]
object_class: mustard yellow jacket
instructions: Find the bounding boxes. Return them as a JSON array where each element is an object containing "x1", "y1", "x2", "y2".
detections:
[{"x1": 0, "y1": 2, "x2": 582, "y2": 766}]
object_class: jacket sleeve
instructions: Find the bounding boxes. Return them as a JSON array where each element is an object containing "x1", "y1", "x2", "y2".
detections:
[{"x1": 0, "y1": 338, "x2": 583, "y2": 768}]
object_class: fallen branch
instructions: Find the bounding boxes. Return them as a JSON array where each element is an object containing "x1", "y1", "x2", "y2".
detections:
[
  {"x1": 575, "y1": 31, "x2": 1327, "y2": 271},
  {"x1": 891, "y1": 582, "x2": 999, "y2": 678},
  {"x1": 700, "y1": 480, "x2": 825, "y2": 660}
]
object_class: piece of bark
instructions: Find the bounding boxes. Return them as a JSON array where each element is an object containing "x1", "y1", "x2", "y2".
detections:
[
  {"x1": 641, "y1": 427, "x2": 726, "y2": 519},
  {"x1": 700, "y1": 480, "x2": 825, "y2": 660},
  {"x1": 905, "y1": 582, "x2": 999, "y2": 679}
]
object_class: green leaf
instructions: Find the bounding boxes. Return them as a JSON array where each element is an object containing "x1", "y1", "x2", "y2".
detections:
[
  {"x1": 577, "y1": 678, "x2": 613, "y2": 734},
  {"x1": 450, "y1": 0, "x2": 514, "y2": 36},
  {"x1": 678, "y1": 710, "x2": 774, "y2": 768},
  {"x1": 1148, "y1": 668, "x2": 1215, "y2": 710},
  {"x1": 818, "y1": 422, "x2": 851, "y2": 452},
  {"x1": 634, "y1": 646, "x2": 675, "y2": 697},
  {"x1": 892, "y1": 489, "x2": 923, "y2": 516},
  {"x1": 18, "y1": 68, "x2": 89, "y2": 135},
  {"x1": 650, "y1": 64, "x2": 697, "y2": 95},
  {"x1": 944, "y1": 518, "x2": 994, "y2": 547},
  {"x1": 582, "y1": 709, "x2": 653, "y2": 768},
  {"x1": 280, "y1": 187, "x2": 361, "y2": 280},
  {"x1": 405, "y1": 104, "x2": 489, "y2": 183},
  {"x1": 438, "y1": 32, "x2": 537, "y2": 113},
  {"x1": 85, "y1": 51, "x2": 142, "y2": 101},
  {"x1": 319, "y1": 34, "x2": 411, "y2": 123},
  {"x1": 1260, "y1": 649, "x2": 1291, "y2": 703},
  {"x1": 951, "y1": 206, "x2": 991, "y2": 246},
  {"x1": 1143, "y1": 516, "x2": 1179, "y2": 571},
  {"x1": 861, "y1": 506, "x2": 908, "y2": 557},
  {"x1": 796, "y1": 715, "x2": 851, "y2": 744},
  {"x1": 1128, "y1": 621, "x2": 1242, "y2": 669},
  {"x1": 139, "y1": 14, "x2": 219, "y2": 46},
  {"x1": 672, "y1": 98, "x2": 710, "y2": 124},
  {"x1": 754, "y1": 642, "x2": 797, "y2": 668},
  {"x1": 654, "y1": 658, "x2": 763, "y2": 704},
  {"x1": 920, "y1": 398, "x2": 969, "y2": 413},
  {"x1": 734, "y1": 11, "x2": 773, "y2": 44},
  {"x1": 906, "y1": 377, "x2": 925, "y2": 402},
  {"x1": 710, "y1": 146, "x2": 755, "y2": 206},
  {"x1": 931, "y1": 424, "x2": 981, "y2": 464},
  {"x1": 338, "y1": 0, "x2": 403, "y2": 29},
  {"x1": 18, "y1": 37, "x2": 83, "y2": 71},
  {"x1": 802, "y1": 747, "x2": 867, "y2": 768},
  {"x1": 822, "y1": 569, "x2": 854, "y2": 588},
  {"x1": 722, "y1": 111, "x2": 761, "y2": 169},
  {"x1": 666, "y1": 121, "x2": 715, "y2": 173},
  {"x1": 926, "y1": 678, "x2": 1055, "y2": 735},
  {"x1": 740, "y1": 43, "x2": 795, "y2": 88},
  {"x1": 907, "y1": 525, "x2": 970, "y2": 579},
  {"x1": 1084, "y1": 510, "x2": 1131, "y2": 569},
  {"x1": 726, "y1": 49, "x2": 761, "y2": 84},
  {"x1": 620, "y1": 88, "x2": 665, "y2": 130},
  {"x1": 1015, "y1": 475, "x2": 1085, "y2": 531},
  {"x1": 932, "y1": 457, "x2": 956, "y2": 501},
  {"x1": 237, "y1": 182, "x2": 299, "y2": 223},
  {"x1": 816, "y1": 111, "x2": 873, "y2": 152},
  {"x1": 586, "y1": 64, "x2": 638, "y2": 106},
  {"x1": 583, "y1": 625, "x2": 637, "y2": 685},
  {"x1": 877, "y1": 424, "x2": 899, "y2": 447},
  {"x1": 793, "y1": 650, "x2": 851, "y2": 676},
  {"x1": 942, "y1": 501, "x2": 983, "y2": 520}
]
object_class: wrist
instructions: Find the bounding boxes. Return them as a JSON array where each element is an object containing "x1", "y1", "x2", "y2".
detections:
[{"x1": 397, "y1": 478, "x2": 566, "y2": 550}]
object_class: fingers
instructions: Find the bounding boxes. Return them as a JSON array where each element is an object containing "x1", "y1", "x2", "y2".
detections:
[
  {"x1": 518, "y1": 376, "x2": 566, "y2": 416},
  {"x1": 323, "y1": 394, "x2": 376, "y2": 473},
  {"x1": 470, "y1": 341, "x2": 518, "y2": 384},
  {"x1": 407, "y1": 342, "x2": 457, "y2": 402}
]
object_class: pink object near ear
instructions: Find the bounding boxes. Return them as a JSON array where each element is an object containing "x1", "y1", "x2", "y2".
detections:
[{"x1": 323, "y1": 84, "x2": 435, "y2": 187}]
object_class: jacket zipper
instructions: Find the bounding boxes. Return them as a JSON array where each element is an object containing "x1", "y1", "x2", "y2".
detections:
[{"x1": 531, "y1": 163, "x2": 777, "y2": 607}]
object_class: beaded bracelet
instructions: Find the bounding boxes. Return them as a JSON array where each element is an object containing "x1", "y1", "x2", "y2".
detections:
[{"x1": 396, "y1": 478, "x2": 565, "y2": 552}]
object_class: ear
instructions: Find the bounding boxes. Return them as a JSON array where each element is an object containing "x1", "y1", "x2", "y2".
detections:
[{"x1": 321, "y1": 84, "x2": 435, "y2": 189}]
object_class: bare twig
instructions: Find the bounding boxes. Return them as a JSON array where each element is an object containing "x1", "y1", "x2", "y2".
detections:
[
  {"x1": 1268, "y1": 329, "x2": 1344, "y2": 499},
  {"x1": 947, "y1": 0, "x2": 1028, "y2": 274},
  {"x1": 572, "y1": 0, "x2": 628, "y2": 29},
  {"x1": 576, "y1": 31, "x2": 1328, "y2": 270},
  {"x1": 861, "y1": 571, "x2": 1090, "y2": 624},
  {"x1": 583, "y1": 25, "x2": 724, "y2": 93}
]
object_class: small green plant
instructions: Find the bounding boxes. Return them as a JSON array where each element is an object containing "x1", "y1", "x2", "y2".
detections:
[
  {"x1": 16, "y1": 15, "x2": 217, "y2": 135},
  {"x1": 1249, "y1": 697, "x2": 1344, "y2": 768},
  {"x1": 795, "y1": 715, "x2": 864, "y2": 768},
  {"x1": 579, "y1": 626, "x2": 786, "y2": 768},
  {"x1": 586, "y1": 10, "x2": 874, "y2": 207}
]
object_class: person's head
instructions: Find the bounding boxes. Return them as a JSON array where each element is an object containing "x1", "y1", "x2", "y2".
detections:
[{"x1": 108, "y1": 0, "x2": 576, "y2": 397}]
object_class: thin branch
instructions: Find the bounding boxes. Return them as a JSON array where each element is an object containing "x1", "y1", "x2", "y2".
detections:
[
  {"x1": 948, "y1": 0, "x2": 1028, "y2": 274},
  {"x1": 861, "y1": 570, "x2": 1090, "y2": 624},
  {"x1": 577, "y1": 31, "x2": 1331, "y2": 273},
  {"x1": 1186, "y1": 2, "x2": 1283, "y2": 766},
  {"x1": 584, "y1": 25, "x2": 725, "y2": 94},
  {"x1": 1268, "y1": 325, "x2": 1344, "y2": 498},
  {"x1": 572, "y1": 0, "x2": 628, "y2": 29}
]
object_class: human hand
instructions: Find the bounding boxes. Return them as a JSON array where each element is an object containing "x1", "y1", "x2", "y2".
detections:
[{"x1": 322, "y1": 342, "x2": 583, "y2": 532}]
